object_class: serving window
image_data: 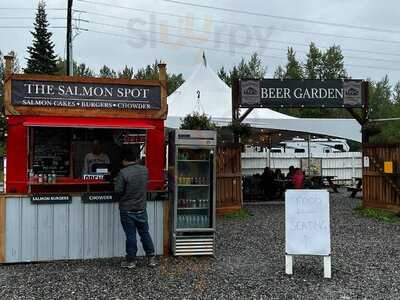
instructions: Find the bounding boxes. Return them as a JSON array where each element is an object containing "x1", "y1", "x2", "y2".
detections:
[{"x1": 28, "y1": 126, "x2": 147, "y2": 192}]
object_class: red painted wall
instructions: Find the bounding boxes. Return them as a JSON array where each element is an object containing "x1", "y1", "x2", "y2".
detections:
[
  {"x1": 6, "y1": 116, "x2": 28, "y2": 193},
  {"x1": 6, "y1": 116, "x2": 165, "y2": 194}
]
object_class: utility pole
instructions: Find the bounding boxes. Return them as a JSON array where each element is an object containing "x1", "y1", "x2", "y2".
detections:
[{"x1": 66, "y1": 0, "x2": 73, "y2": 76}]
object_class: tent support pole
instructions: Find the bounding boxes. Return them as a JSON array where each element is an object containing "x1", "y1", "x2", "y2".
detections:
[{"x1": 239, "y1": 108, "x2": 254, "y2": 123}]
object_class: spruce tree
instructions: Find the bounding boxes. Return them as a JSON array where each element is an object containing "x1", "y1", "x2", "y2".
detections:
[
  {"x1": 118, "y1": 65, "x2": 134, "y2": 79},
  {"x1": 25, "y1": 1, "x2": 58, "y2": 74},
  {"x1": 285, "y1": 47, "x2": 303, "y2": 79},
  {"x1": 217, "y1": 52, "x2": 266, "y2": 86},
  {"x1": 99, "y1": 65, "x2": 117, "y2": 78},
  {"x1": 305, "y1": 42, "x2": 323, "y2": 79}
]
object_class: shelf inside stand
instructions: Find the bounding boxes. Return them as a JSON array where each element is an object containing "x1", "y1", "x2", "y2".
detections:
[
  {"x1": 177, "y1": 160, "x2": 209, "y2": 162},
  {"x1": 177, "y1": 207, "x2": 208, "y2": 210},
  {"x1": 28, "y1": 177, "x2": 114, "y2": 193},
  {"x1": 177, "y1": 184, "x2": 209, "y2": 187}
]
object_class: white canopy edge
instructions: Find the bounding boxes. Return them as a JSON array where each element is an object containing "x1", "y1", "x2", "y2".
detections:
[{"x1": 166, "y1": 116, "x2": 362, "y2": 142}]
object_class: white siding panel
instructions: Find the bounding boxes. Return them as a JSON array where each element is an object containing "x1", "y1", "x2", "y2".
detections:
[
  {"x1": 68, "y1": 197, "x2": 84, "y2": 259},
  {"x1": 20, "y1": 199, "x2": 37, "y2": 262},
  {"x1": 5, "y1": 198, "x2": 22, "y2": 262},
  {"x1": 53, "y1": 204, "x2": 69, "y2": 260},
  {"x1": 5, "y1": 197, "x2": 164, "y2": 263},
  {"x1": 98, "y1": 203, "x2": 114, "y2": 258},
  {"x1": 83, "y1": 203, "x2": 100, "y2": 259},
  {"x1": 37, "y1": 205, "x2": 53, "y2": 261}
]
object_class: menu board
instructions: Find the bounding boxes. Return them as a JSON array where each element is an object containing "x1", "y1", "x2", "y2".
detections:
[
  {"x1": 285, "y1": 190, "x2": 331, "y2": 256},
  {"x1": 32, "y1": 127, "x2": 71, "y2": 176}
]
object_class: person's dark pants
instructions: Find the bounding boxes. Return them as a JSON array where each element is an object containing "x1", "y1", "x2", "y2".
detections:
[{"x1": 120, "y1": 209, "x2": 155, "y2": 262}]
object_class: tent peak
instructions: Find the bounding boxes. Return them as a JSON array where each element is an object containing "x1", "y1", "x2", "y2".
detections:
[{"x1": 202, "y1": 51, "x2": 207, "y2": 67}]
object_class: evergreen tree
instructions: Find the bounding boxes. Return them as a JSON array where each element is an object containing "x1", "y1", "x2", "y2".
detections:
[
  {"x1": 392, "y1": 81, "x2": 400, "y2": 105},
  {"x1": 25, "y1": 1, "x2": 58, "y2": 74},
  {"x1": 273, "y1": 43, "x2": 350, "y2": 118},
  {"x1": 118, "y1": 65, "x2": 135, "y2": 79},
  {"x1": 217, "y1": 66, "x2": 229, "y2": 84},
  {"x1": 0, "y1": 50, "x2": 20, "y2": 148},
  {"x1": 135, "y1": 60, "x2": 184, "y2": 95},
  {"x1": 55, "y1": 59, "x2": 95, "y2": 77},
  {"x1": 99, "y1": 65, "x2": 117, "y2": 78},
  {"x1": 75, "y1": 63, "x2": 95, "y2": 77},
  {"x1": 285, "y1": 47, "x2": 303, "y2": 79},
  {"x1": 368, "y1": 77, "x2": 400, "y2": 143},
  {"x1": 321, "y1": 45, "x2": 347, "y2": 79},
  {"x1": 218, "y1": 52, "x2": 266, "y2": 86},
  {"x1": 180, "y1": 112, "x2": 216, "y2": 130},
  {"x1": 273, "y1": 66, "x2": 285, "y2": 79},
  {"x1": 305, "y1": 42, "x2": 323, "y2": 79}
]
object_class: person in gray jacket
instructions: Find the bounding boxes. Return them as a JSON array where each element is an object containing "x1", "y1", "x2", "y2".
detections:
[{"x1": 114, "y1": 146, "x2": 156, "y2": 268}]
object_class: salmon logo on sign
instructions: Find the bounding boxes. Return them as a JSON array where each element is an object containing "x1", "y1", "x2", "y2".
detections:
[
  {"x1": 343, "y1": 81, "x2": 362, "y2": 106},
  {"x1": 240, "y1": 80, "x2": 261, "y2": 105}
]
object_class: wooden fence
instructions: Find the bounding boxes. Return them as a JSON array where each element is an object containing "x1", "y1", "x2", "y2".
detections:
[
  {"x1": 216, "y1": 144, "x2": 242, "y2": 215},
  {"x1": 363, "y1": 144, "x2": 400, "y2": 212}
]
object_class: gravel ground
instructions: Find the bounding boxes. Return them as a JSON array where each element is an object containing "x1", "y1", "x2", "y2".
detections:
[{"x1": 1, "y1": 191, "x2": 400, "y2": 299}]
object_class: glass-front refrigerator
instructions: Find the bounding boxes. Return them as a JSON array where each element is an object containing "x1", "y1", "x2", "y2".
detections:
[{"x1": 169, "y1": 130, "x2": 216, "y2": 256}]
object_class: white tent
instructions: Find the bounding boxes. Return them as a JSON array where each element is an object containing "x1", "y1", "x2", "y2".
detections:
[{"x1": 167, "y1": 57, "x2": 362, "y2": 142}]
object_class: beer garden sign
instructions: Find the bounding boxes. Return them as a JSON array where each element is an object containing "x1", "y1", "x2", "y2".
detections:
[{"x1": 239, "y1": 79, "x2": 367, "y2": 108}]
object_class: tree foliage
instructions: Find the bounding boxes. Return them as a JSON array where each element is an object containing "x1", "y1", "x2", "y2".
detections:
[
  {"x1": 134, "y1": 60, "x2": 184, "y2": 95},
  {"x1": 54, "y1": 59, "x2": 184, "y2": 94},
  {"x1": 56, "y1": 58, "x2": 95, "y2": 77},
  {"x1": 180, "y1": 112, "x2": 216, "y2": 130},
  {"x1": 284, "y1": 47, "x2": 303, "y2": 79},
  {"x1": 99, "y1": 65, "x2": 117, "y2": 78},
  {"x1": 218, "y1": 43, "x2": 400, "y2": 144},
  {"x1": 25, "y1": 1, "x2": 58, "y2": 74},
  {"x1": 275, "y1": 43, "x2": 347, "y2": 82},
  {"x1": 367, "y1": 76, "x2": 400, "y2": 143},
  {"x1": 118, "y1": 65, "x2": 135, "y2": 79},
  {"x1": 273, "y1": 44, "x2": 349, "y2": 118},
  {"x1": 218, "y1": 53, "x2": 266, "y2": 87},
  {"x1": 0, "y1": 50, "x2": 20, "y2": 149}
]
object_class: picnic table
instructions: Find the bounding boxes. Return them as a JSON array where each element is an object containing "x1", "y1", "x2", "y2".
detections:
[
  {"x1": 347, "y1": 177, "x2": 362, "y2": 198},
  {"x1": 271, "y1": 178, "x2": 291, "y2": 199},
  {"x1": 309, "y1": 175, "x2": 339, "y2": 192}
]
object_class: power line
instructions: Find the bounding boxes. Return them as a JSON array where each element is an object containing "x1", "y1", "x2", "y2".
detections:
[
  {"x1": 0, "y1": 17, "x2": 67, "y2": 20},
  {"x1": 81, "y1": 10, "x2": 400, "y2": 58},
  {"x1": 161, "y1": 0, "x2": 400, "y2": 34},
  {"x1": 76, "y1": 0, "x2": 400, "y2": 46},
  {"x1": 0, "y1": 26, "x2": 68, "y2": 29},
  {"x1": 86, "y1": 28, "x2": 284, "y2": 60},
  {"x1": 0, "y1": 8, "x2": 67, "y2": 11},
  {"x1": 84, "y1": 28, "x2": 400, "y2": 72},
  {"x1": 86, "y1": 20, "x2": 400, "y2": 65}
]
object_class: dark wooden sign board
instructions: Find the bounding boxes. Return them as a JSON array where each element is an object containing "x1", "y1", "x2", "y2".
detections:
[
  {"x1": 4, "y1": 73, "x2": 168, "y2": 120},
  {"x1": 239, "y1": 79, "x2": 367, "y2": 108},
  {"x1": 232, "y1": 78, "x2": 369, "y2": 143},
  {"x1": 82, "y1": 192, "x2": 118, "y2": 203},
  {"x1": 31, "y1": 194, "x2": 72, "y2": 204}
]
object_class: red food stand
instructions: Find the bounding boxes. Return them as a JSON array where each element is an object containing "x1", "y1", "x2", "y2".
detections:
[{"x1": 0, "y1": 55, "x2": 169, "y2": 263}]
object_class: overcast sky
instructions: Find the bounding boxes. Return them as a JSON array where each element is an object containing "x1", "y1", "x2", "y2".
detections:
[{"x1": 1, "y1": 0, "x2": 400, "y2": 84}]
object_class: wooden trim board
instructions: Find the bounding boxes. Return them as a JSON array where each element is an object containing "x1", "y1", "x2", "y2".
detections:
[
  {"x1": 0, "y1": 195, "x2": 5, "y2": 263},
  {"x1": 163, "y1": 199, "x2": 171, "y2": 256}
]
